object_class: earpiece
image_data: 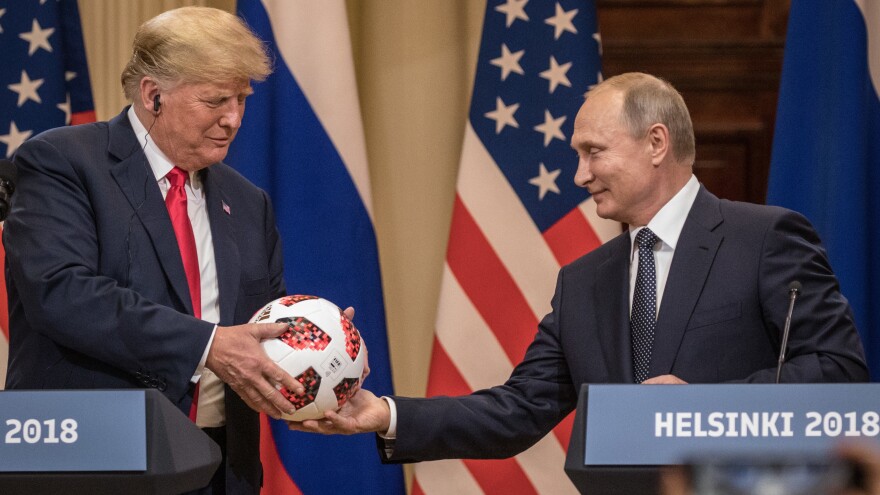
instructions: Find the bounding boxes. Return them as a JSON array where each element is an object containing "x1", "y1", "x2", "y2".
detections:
[{"x1": 153, "y1": 94, "x2": 161, "y2": 113}]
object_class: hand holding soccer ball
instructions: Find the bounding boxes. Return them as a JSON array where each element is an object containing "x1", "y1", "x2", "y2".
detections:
[{"x1": 250, "y1": 295, "x2": 367, "y2": 421}]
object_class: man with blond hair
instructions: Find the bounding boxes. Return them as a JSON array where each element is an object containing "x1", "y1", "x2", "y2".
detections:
[
  {"x1": 4, "y1": 7, "x2": 298, "y2": 493},
  {"x1": 293, "y1": 72, "x2": 868, "y2": 464}
]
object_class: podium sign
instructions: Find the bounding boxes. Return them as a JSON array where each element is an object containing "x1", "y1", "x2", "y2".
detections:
[
  {"x1": 584, "y1": 384, "x2": 880, "y2": 466},
  {"x1": 0, "y1": 390, "x2": 146, "y2": 472}
]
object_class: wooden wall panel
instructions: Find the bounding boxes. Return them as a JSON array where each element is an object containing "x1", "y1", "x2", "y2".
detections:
[{"x1": 597, "y1": 0, "x2": 790, "y2": 203}]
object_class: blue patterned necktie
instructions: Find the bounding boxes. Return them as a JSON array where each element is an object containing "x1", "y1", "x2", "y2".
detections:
[{"x1": 631, "y1": 227, "x2": 659, "y2": 383}]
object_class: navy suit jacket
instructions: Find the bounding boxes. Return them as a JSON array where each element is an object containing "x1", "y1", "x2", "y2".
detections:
[
  {"x1": 385, "y1": 186, "x2": 868, "y2": 462},
  {"x1": 3, "y1": 109, "x2": 285, "y2": 492}
]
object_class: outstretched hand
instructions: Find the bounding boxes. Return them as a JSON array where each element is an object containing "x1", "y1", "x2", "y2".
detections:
[
  {"x1": 205, "y1": 322, "x2": 302, "y2": 419},
  {"x1": 288, "y1": 388, "x2": 390, "y2": 435}
]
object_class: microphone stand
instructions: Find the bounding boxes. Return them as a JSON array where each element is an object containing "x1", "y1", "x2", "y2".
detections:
[{"x1": 775, "y1": 282, "x2": 801, "y2": 384}]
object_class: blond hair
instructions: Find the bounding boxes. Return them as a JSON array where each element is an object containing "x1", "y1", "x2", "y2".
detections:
[
  {"x1": 121, "y1": 6, "x2": 271, "y2": 100},
  {"x1": 589, "y1": 72, "x2": 696, "y2": 165}
]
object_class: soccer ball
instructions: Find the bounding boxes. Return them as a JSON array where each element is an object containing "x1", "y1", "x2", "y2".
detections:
[{"x1": 251, "y1": 295, "x2": 365, "y2": 421}]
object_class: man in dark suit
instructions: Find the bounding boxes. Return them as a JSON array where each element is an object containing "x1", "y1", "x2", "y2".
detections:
[
  {"x1": 3, "y1": 7, "x2": 302, "y2": 493},
  {"x1": 291, "y1": 72, "x2": 869, "y2": 462}
]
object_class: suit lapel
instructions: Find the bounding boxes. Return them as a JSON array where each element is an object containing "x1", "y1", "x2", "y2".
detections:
[
  {"x1": 650, "y1": 187, "x2": 723, "y2": 376},
  {"x1": 106, "y1": 109, "x2": 194, "y2": 316},
  {"x1": 202, "y1": 167, "x2": 240, "y2": 326},
  {"x1": 595, "y1": 233, "x2": 634, "y2": 382}
]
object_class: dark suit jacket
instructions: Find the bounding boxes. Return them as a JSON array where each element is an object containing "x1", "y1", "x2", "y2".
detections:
[
  {"x1": 3, "y1": 109, "x2": 285, "y2": 493},
  {"x1": 385, "y1": 186, "x2": 868, "y2": 462}
]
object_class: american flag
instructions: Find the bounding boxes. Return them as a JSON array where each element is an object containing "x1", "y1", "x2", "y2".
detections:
[
  {"x1": 412, "y1": 1, "x2": 619, "y2": 493},
  {"x1": 0, "y1": 0, "x2": 95, "y2": 387}
]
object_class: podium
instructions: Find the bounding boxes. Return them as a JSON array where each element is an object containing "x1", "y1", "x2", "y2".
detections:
[
  {"x1": 564, "y1": 383, "x2": 880, "y2": 494},
  {"x1": 564, "y1": 385, "x2": 660, "y2": 494},
  {"x1": 0, "y1": 389, "x2": 221, "y2": 495}
]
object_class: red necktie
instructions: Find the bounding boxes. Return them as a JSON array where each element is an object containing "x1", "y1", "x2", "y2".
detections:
[{"x1": 165, "y1": 167, "x2": 201, "y2": 422}]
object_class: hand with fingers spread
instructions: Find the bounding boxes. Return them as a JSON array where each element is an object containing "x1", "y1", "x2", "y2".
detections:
[
  {"x1": 288, "y1": 388, "x2": 390, "y2": 435},
  {"x1": 205, "y1": 321, "x2": 303, "y2": 419}
]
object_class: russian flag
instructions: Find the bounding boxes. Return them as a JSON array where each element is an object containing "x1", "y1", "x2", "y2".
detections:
[
  {"x1": 227, "y1": 2, "x2": 405, "y2": 493},
  {"x1": 767, "y1": 1, "x2": 880, "y2": 379}
]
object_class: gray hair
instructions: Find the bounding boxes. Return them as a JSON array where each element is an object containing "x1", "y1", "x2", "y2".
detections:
[{"x1": 588, "y1": 72, "x2": 696, "y2": 165}]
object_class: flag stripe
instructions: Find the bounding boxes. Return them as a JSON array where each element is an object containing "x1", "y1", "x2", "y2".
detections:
[
  {"x1": 259, "y1": 414, "x2": 302, "y2": 495},
  {"x1": 436, "y1": 268, "x2": 570, "y2": 472},
  {"x1": 464, "y1": 458, "x2": 539, "y2": 495},
  {"x1": 513, "y1": 429, "x2": 578, "y2": 494},
  {"x1": 435, "y1": 264, "x2": 515, "y2": 390},
  {"x1": 447, "y1": 195, "x2": 539, "y2": 363},
  {"x1": 431, "y1": 267, "x2": 577, "y2": 494},
  {"x1": 70, "y1": 110, "x2": 96, "y2": 125},
  {"x1": 552, "y1": 411, "x2": 574, "y2": 449},
  {"x1": 457, "y1": 123, "x2": 561, "y2": 317},
  {"x1": 414, "y1": 459, "x2": 484, "y2": 495},
  {"x1": 231, "y1": 3, "x2": 404, "y2": 494},
  {"x1": 424, "y1": 338, "x2": 477, "y2": 398},
  {"x1": 260, "y1": 0, "x2": 374, "y2": 219},
  {"x1": 543, "y1": 207, "x2": 602, "y2": 266},
  {"x1": 768, "y1": 0, "x2": 880, "y2": 380}
]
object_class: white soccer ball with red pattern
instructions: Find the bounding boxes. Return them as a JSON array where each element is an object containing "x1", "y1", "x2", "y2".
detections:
[{"x1": 251, "y1": 295, "x2": 365, "y2": 421}]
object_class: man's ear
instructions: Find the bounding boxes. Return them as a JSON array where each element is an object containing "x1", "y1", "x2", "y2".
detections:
[
  {"x1": 647, "y1": 123, "x2": 670, "y2": 166},
  {"x1": 139, "y1": 77, "x2": 161, "y2": 114}
]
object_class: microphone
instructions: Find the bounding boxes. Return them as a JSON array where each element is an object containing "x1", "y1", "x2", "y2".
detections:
[
  {"x1": 775, "y1": 281, "x2": 802, "y2": 383},
  {"x1": 0, "y1": 159, "x2": 17, "y2": 222}
]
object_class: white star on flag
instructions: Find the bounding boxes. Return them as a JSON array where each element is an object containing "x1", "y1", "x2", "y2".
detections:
[
  {"x1": 491, "y1": 44, "x2": 526, "y2": 81},
  {"x1": 8, "y1": 70, "x2": 44, "y2": 107},
  {"x1": 484, "y1": 96, "x2": 520, "y2": 134},
  {"x1": 533, "y1": 110, "x2": 566, "y2": 146},
  {"x1": 0, "y1": 8, "x2": 6, "y2": 34},
  {"x1": 495, "y1": 0, "x2": 529, "y2": 27},
  {"x1": 528, "y1": 163, "x2": 562, "y2": 200},
  {"x1": 545, "y1": 3, "x2": 578, "y2": 40},
  {"x1": 57, "y1": 94, "x2": 71, "y2": 124},
  {"x1": 0, "y1": 122, "x2": 33, "y2": 158},
  {"x1": 65, "y1": 71, "x2": 77, "y2": 82},
  {"x1": 19, "y1": 18, "x2": 55, "y2": 56},
  {"x1": 539, "y1": 56, "x2": 572, "y2": 93},
  {"x1": 593, "y1": 32, "x2": 603, "y2": 55}
]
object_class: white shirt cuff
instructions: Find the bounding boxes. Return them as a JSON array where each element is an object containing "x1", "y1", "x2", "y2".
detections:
[
  {"x1": 191, "y1": 324, "x2": 218, "y2": 383},
  {"x1": 380, "y1": 396, "x2": 397, "y2": 439}
]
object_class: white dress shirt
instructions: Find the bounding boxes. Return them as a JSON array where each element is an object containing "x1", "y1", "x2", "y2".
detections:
[
  {"x1": 628, "y1": 174, "x2": 701, "y2": 316},
  {"x1": 128, "y1": 107, "x2": 225, "y2": 427}
]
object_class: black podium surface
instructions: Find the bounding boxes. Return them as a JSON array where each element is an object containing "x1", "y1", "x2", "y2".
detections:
[
  {"x1": 564, "y1": 384, "x2": 660, "y2": 495},
  {"x1": 0, "y1": 389, "x2": 221, "y2": 495}
]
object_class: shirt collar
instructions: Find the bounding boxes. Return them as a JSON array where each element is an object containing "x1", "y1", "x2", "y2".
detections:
[
  {"x1": 127, "y1": 106, "x2": 199, "y2": 187},
  {"x1": 629, "y1": 174, "x2": 700, "y2": 254}
]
